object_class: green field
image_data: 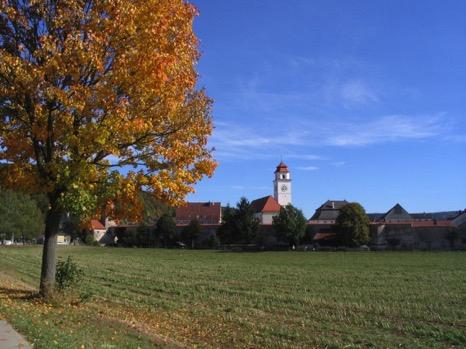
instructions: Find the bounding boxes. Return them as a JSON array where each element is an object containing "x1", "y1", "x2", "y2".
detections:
[{"x1": 0, "y1": 247, "x2": 465, "y2": 348}]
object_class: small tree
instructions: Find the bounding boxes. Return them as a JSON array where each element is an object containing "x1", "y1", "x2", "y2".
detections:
[
  {"x1": 217, "y1": 205, "x2": 235, "y2": 244},
  {"x1": 181, "y1": 218, "x2": 202, "y2": 248},
  {"x1": 273, "y1": 204, "x2": 307, "y2": 248},
  {"x1": 217, "y1": 198, "x2": 259, "y2": 244},
  {"x1": 335, "y1": 203, "x2": 370, "y2": 247},
  {"x1": 156, "y1": 214, "x2": 177, "y2": 247}
]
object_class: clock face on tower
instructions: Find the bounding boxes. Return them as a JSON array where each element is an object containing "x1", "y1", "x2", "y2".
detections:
[{"x1": 281, "y1": 184, "x2": 288, "y2": 192}]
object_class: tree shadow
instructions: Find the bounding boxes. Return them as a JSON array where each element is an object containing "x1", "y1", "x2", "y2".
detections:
[{"x1": 0, "y1": 286, "x2": 40, "y2": 301}]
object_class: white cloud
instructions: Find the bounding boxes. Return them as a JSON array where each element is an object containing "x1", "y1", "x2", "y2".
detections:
[
  {"x1": 331, "y1": 161, "x2": 346, "y2": 167},
  {"x1": 325, "y1": 114, "x2": 444, "y2": 146},
  {"x1": 340, "y1": 80, "x2": 379, "y2": 106},
  {"x1": 297, "y1": 166, "x2": 319, "y2": 171},
  {"x1": 287, "y1": 154, "x2": 324, "y2": 160},
  {"x1": 210, "y1": 113, "x2": 450, "y2": 161}
]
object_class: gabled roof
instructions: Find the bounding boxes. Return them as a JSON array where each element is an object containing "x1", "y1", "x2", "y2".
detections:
[
  {"x1": 452, "y1": 210, "x2": 466, "y2": 227},
  {"x1": 175, "y1": 202, "x2": 222, "y2": 224},
  {"x1": 319, "y1": 200, "x2": 349, "y2": 210},
  {"x1": 379, "y1": 203, "x2": 412, "y2": 222},
  {"x1": 310, "y1": 200, "x2": 349, "y2": 220},
  {"x1": 251, "y1": 196, "x2": 281, "y2": 213},
  {"x1": 91, "y1": 219, "x2": 105, "y2": 230}
]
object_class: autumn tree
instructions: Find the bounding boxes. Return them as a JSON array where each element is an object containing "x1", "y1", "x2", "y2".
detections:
[
  {"x1": 0, "y1": 0, "x2": 216, "y2": 297},
  {"x1": 272, "y1": 204, "x2": 307, "y2": 248},
  {"x1": 335, "y1": 203, "x2": 371, "y2": 247}
]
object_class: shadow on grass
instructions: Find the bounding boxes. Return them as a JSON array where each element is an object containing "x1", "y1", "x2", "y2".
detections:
[{"x1": 0, "y1": 286, "x2": 40, "y2": 301}]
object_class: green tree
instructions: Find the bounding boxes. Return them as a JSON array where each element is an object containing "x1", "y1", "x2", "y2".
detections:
[
  {"x1": 335, "y1": 203, "x2": 371, "y2": 247},
  {"x1": 217, "y1": 198, "x2": 259, "y2": 244},
  {"x1": 156, "y1": 214, "x2": 177, "y2": 247},
  {"x1": 0, "y1": 189, "x2": 44, "y2": 242},
  {"x1": 217, "y1": 205, "x2": 235, "y2": 244},
  {"x1": 273, "y1": 204, "x2": 307, "y2": 247},
  {"x1": 181, "y1": 218, "x2": 202, "y2": 248},
  {"x1": 61, "y1": 215, "x2": 82, "y2": 243}
]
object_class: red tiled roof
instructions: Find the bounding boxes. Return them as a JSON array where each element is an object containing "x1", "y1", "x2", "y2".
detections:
[
  {"x1": 411, "y1": 220, "x2": 453, "y2": 228},
  {"x1": 175, "y1": 202, "x2": 222, "y2": 225},
  {"x1": 251, "y1": 196, "x2": 281, "y2": 213},
  {"x1": 90, "y1": 219, "x2": 105, "y2": 230},
  {"x1": 313, "y1": 232, "x2": 336, "y2": 241},
  {"x1": 275, "y1": 161, "x2": 289, "y2": 173}
]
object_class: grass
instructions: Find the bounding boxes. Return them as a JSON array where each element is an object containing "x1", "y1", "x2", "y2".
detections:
[{"x1": 0, "y1": 246, "x2": 465, "y2": 348}]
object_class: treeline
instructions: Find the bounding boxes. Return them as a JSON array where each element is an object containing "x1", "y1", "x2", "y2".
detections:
[
  {"x1": 117, "y1": 197, "x2": 312, "y2": 248},
  {"x1": 0, "y1": 184, "x2": 373, "y2": 249},
  {"x1": 114, "y1": 197, "x2": 374, "y2": 249},
  {"x1": 114, "y1": 214, "x2": 209, "y2": 248},
  {"x1": 216, "y1": 198, "x2": 371, "y2": 248},
  {"x1": 218, "y1": 197, "x2": 309, "y2": 247}
]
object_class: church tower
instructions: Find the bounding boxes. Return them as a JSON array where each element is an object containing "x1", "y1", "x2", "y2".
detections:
[{"x1": 273, "y1": 161, "x2": 292, "y2": 206}]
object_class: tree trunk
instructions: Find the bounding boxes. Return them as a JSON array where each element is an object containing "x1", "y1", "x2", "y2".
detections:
[{"x1": 39, "y1": 205, "x2": 61, "y2": 298}]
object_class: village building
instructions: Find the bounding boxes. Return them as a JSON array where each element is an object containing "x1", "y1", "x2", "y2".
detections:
[
  {"x1": 175, "y1": 202, "x2": 222, "y2": 225},
  {"x1": 310, "y1": 200, "x2": 349, "y2": 223},
  {"x1": 90, "y1": 219, "x2": 107, "y2": 242},
  {"x1": 251, "y1": 196, "x2": 282, "y2": 224},
  {"x1": 452, "y1": 210, "x2": 466, "y2": 228},
  {"x1": 377, "y1": 203, "x2": 412, "y2": 222},
  {"x1": 308, "y1": 201, "x2": 464, "y2": 250},
  {"x1": 307, "y1": 200, "x2": 349, "y2": 243},
  {"x1": 250, "y1": 161, "x2": 293, "y2": 224}
]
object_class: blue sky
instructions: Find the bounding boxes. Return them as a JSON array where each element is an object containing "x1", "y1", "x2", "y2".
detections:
[{"x1": 188, "y1": 0, "x2": 466, "y2": 217}]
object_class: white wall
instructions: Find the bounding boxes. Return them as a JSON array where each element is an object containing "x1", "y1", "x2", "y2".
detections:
[{"x1": 261, "y1": 212, "x2": 278, "y2": 225}]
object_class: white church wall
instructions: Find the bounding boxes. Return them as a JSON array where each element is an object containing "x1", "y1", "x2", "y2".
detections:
[{"x1": 261, "y1": 212, "x2": 278, "y2": 225}]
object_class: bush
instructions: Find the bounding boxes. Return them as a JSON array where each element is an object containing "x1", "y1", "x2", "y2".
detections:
[
  {"x1": 55, "y1": 256, "x2": 83, "y2": 291},
  {"x1": 84, "y1": 232, "x2": 99, "y2": 246}
]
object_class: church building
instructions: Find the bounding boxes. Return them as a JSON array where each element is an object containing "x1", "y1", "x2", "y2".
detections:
[{"x1": 251, "y1": 161, "x2": 292, "y2": 224}]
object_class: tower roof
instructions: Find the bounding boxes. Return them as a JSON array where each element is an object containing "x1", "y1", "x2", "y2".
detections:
[{"x1": 275, "y1": 161, "x2": 289, "y2": 173}]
